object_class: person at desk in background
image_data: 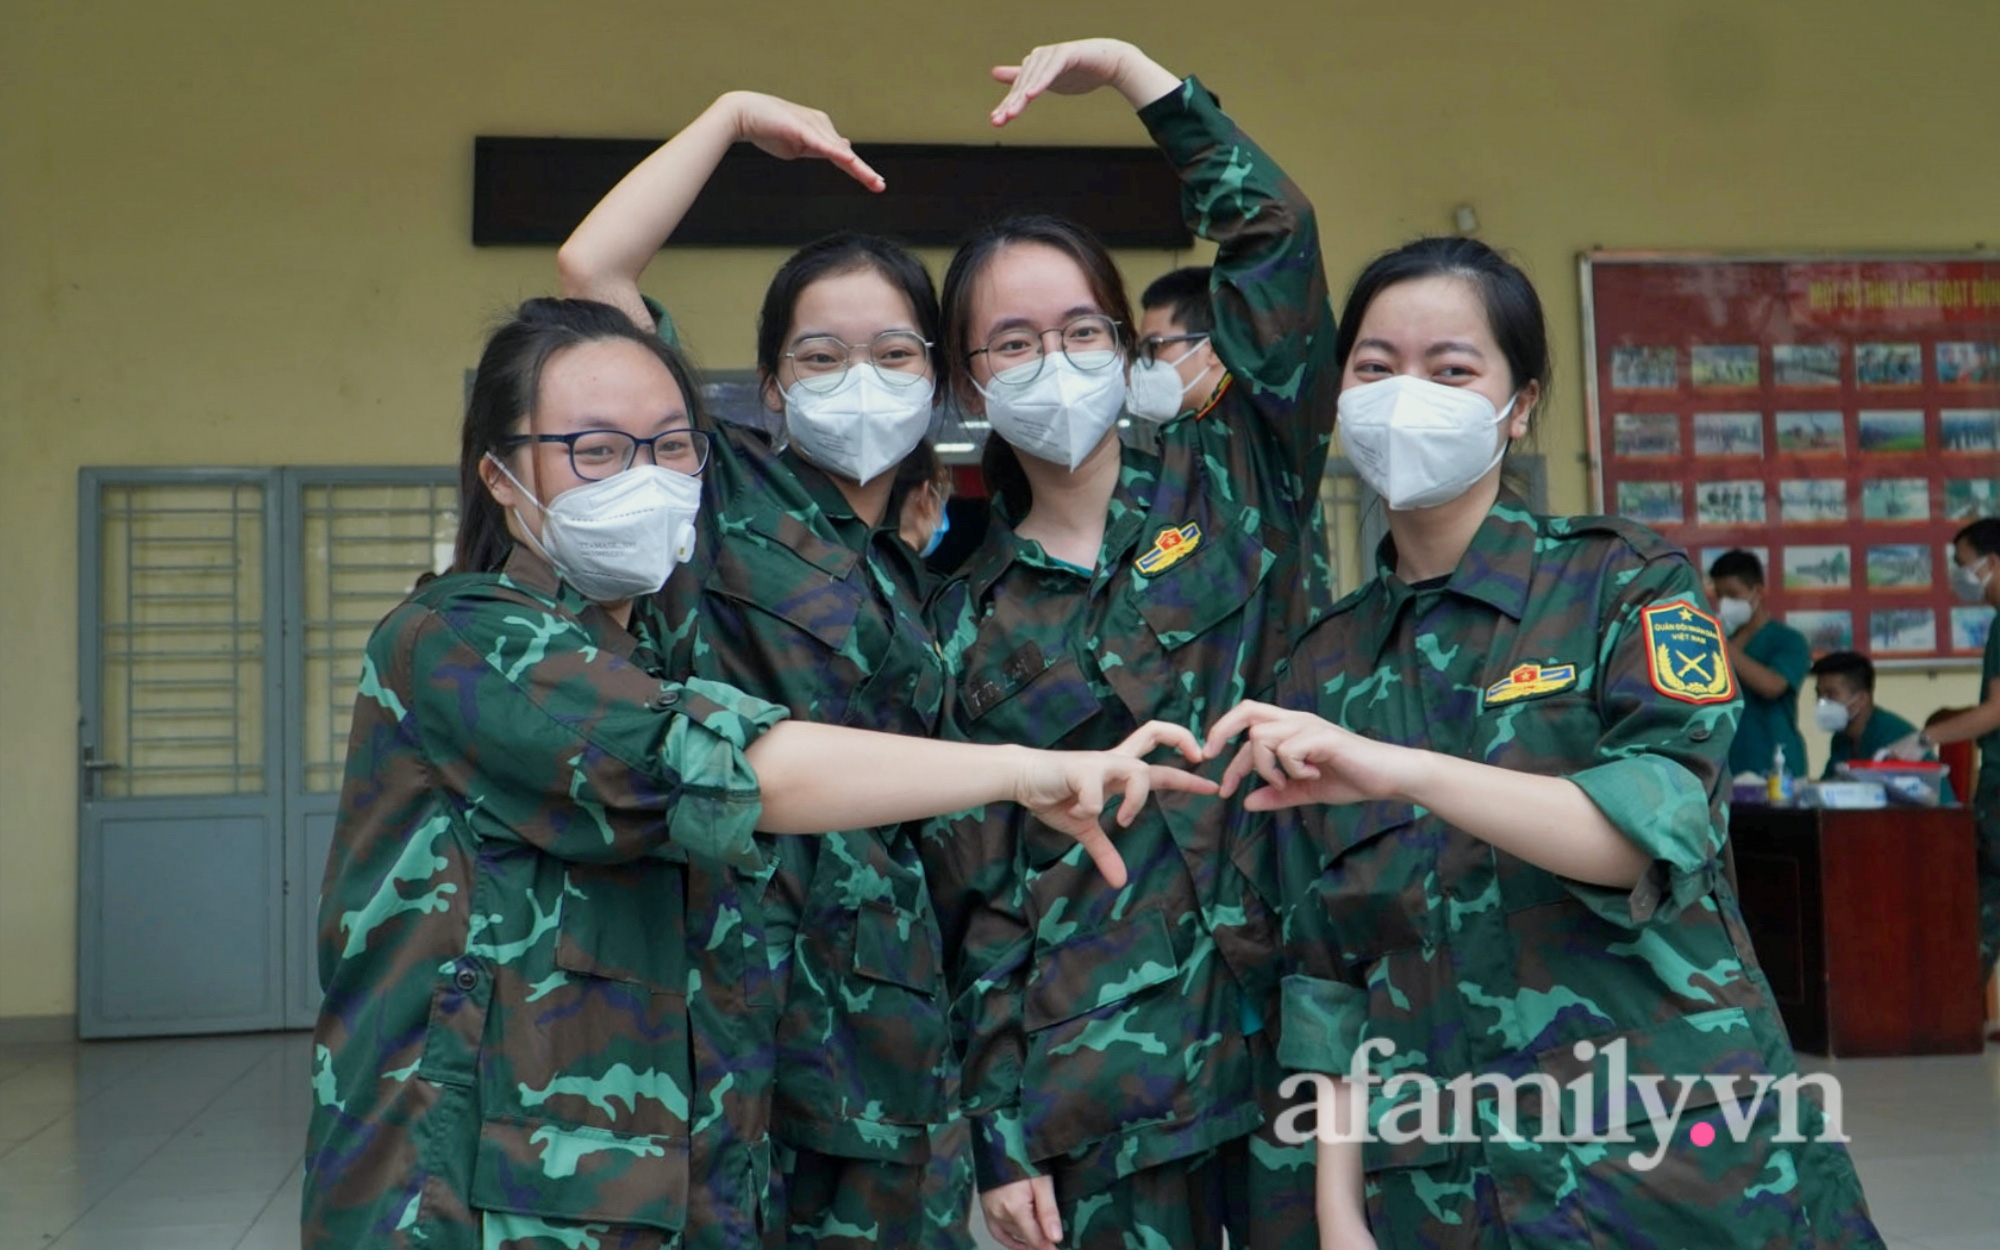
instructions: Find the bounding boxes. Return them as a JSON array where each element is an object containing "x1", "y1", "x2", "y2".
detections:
[
  {"x1": 1881, "y1": 517, "x2": 2000, "y2": 985},
  {"x1": 1812, "y1": 650, "x2": 1923, "y2": 773},
  {"x1": 1710, "y1": 549, "x2": 1810, "y2": 779}
]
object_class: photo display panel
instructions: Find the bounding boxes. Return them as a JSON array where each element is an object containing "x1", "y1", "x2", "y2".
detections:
[{"x1": 1585, "y1": 255, "x2": 2000, "y2": 665}]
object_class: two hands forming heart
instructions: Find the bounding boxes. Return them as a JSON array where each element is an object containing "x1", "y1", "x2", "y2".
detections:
[{"x1": 710, "y1": 38, "x2": 1185, "y2": 196}]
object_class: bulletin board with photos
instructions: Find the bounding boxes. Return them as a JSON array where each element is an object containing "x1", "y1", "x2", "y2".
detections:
[{"x1": 1582, "y1": 253, "x2": 2000, "y2": 667}]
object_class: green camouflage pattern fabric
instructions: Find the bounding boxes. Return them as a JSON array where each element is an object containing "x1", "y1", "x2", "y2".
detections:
[
  {"x1": 1263, "y1": 500, "x2": 1884, "y2": 1249},
  {"x1": 305, "y1": 545, "x2": 789, "y2": 1250},
  {"x1": 646, "y1": 360, "x2": 966, "y2": 1246},
  {"x1": 1047, "y1": 1036, "x2": 1315, "y2": 1250},
  {"x1": 923, "y1": 77, "x2": 1333, "y2": 1224}
]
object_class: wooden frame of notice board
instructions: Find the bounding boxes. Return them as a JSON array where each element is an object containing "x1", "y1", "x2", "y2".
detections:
[{"x1": 1581, "y1": 252, "x2": 2000, "y2": 668}]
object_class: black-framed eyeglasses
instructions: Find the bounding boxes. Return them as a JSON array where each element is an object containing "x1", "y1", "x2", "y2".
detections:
[
  {"x1": 782, "y1": 331, "x2": 935, "y2": 394},
  {"x1": 495, "y1": 428, "x2": 711, "y2": 480},
  {"x1": 965, "y1": 315, "x2": 1123, "y2": 385},
  {"x1": 1137, "y1": 333, "x2": 1210, "y2": 365}
]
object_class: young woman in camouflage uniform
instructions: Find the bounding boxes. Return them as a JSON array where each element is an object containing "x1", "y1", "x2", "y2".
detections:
[
  {"x1": 1204, "y1": 238, "x2": 1884, "y2": 1249},
  {"x1": 927, "y1": 37, "x2": 1336, "y2": 1250},
  {"x1": 559, "y1": 94, "x2": 976, "y2": 1248},
  {"x1": 304, "y1": 298, "x2": 1214, "y2": 1250}
]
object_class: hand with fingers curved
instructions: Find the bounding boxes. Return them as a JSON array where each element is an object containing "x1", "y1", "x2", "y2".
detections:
[
  {"x1": 1112, "y1": 718, "x2": 1210, "y2": 764},
  {"x1": 1011, "y1": 743, "x2": 1219, "y2": 888},
  {"x1": 987, "y1": 37, "x2": 1183, "y2": 128},
  {"x1": 1202, "y1": 701, "x2": 1425, "y2": 811},
  {"x1": 981, "y1": 1175, "x2": 1063, "y2": 1250},
  {"x1": 720, "y1": 90, "x2": 884, "y2": 191}
]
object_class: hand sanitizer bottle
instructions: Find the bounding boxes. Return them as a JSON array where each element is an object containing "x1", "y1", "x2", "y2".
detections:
[{"x1": 1766, "y1": 746, "x2": 1794, "y2": 806}]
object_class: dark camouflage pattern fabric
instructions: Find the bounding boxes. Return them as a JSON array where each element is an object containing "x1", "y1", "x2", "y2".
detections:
[
  {"x1": 642, "y1": 305, "x2": 968, "y2": 1248},
  {"x1": 305, "y1": 545, "x2": 789, "y2": 1250},
  {"x1": 923, "y1": 77, "x2": 1333, "y2": 1230},
  {"x1": 1264, "y1": 500, "x2": 1884, "y2": 1249}
]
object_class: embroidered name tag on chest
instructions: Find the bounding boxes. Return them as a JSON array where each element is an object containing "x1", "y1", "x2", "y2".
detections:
[
  {"x1": 1483, "y1": 662, "x2": 1578, "y2": 708},
  {"x1": 1641, "y1": 600, "x2": 1736, "y2": 704},
  {"x1": 1135, "y1": 522, "x2": 1201, "y2": 575}
]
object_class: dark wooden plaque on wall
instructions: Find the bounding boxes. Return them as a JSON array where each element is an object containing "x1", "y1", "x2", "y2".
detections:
[{"x1": 472, "y1": 138, "x2": 1192, "y2": 249}]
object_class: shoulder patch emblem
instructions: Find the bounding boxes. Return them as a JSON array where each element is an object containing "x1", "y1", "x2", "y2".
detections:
[
  {"x1": 1641, "y1": 601, "x2": 1737, "y2": 704},
  {"x1": 1483, "y1": 662, "x2": 1578, "y2": 708},
  {"x1": 1135, "y1": 522, "x2": 1201, "y2": 576}
]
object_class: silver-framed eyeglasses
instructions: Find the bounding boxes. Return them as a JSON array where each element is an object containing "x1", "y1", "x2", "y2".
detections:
[
  {"x1": 495, "y1": 428, "x2": 711, "y2": 480},
  {"x1": 967, "y1": 315, "x2": 1123, "y2": 386},
  {"x1": 783, "y1": 331, "x2": 934, "y2": 394},
  {"x1": 1138, "y1": 332, "x2": 1210, "y2": 364}
]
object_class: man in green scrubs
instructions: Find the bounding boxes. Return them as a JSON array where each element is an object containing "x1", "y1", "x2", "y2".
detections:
[
  {"x1": 1810, "y1": 651, "x2": 1920, "y2": 774},
  {"x1": 1710, "y1": 549, "x2": 1810, "y2": 778}
]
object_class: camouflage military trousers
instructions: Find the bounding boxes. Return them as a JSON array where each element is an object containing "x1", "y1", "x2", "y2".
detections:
[
  {"x1": 1051, "y1": 1041, "x2": 1316, "y2": 1250},
  {"x1": 772, "y1": 1115, "x2": 975, "y2": 1249},
  {"x1": 1977, "y1": 777, "x2": 2000, "y2": 982},
  {"x1": 480, "y1": 1215, "x2": 673, "y2": 1249}
]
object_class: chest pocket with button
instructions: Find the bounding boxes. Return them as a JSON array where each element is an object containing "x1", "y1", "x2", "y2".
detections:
[
  {"x1": 702, "y1": 513, "x2": 868, "y2": 717},
  {"x1": 1130, "y1": 509, "x2": 1276, "y2": 654}
]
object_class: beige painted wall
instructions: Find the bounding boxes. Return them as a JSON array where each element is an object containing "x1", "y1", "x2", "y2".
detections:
[{"x1": 4, "y1": 0, "x2": 1997, "y2": 1020}]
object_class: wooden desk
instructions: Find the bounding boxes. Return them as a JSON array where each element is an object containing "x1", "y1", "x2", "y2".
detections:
[{"x1": 1729, "y1": 805, "x2": 1984, "y2": 1057}]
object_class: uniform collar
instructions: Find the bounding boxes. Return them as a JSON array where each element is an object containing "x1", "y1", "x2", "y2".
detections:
[
  {"x1": 1354, "y1": 495, "x2": 1539, "y2": 664},
  {"x1": 499, "y1": 543, "x2": 647, "y2": 661},
  {"x1": 782, "y1": 445, "x2": 863, "y2": 527},
  {"x1": 963, "y1": 450, "x2": 1159, "y2": 603},
  {"x1": 1186, "y1": 372, "x2": 1233, "y2": 420}
]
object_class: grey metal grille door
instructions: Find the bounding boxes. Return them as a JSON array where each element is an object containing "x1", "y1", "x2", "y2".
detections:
[
  {"x1": 283, "y1": 472, "x2": 458, "y2": 1028},
  {"x1": 79, "y1": 468, "x2": 455, "y2": 1038}
]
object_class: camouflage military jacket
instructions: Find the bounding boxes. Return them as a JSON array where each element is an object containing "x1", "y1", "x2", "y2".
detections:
[
  {"x1": 924, "y1": 77, "x2": 1337, "y2": 1196},
  {"x1": 305, "y1": 546, "x2": 791, "y2": 1250},
  {"x1": 656, "y1": 417, "x2": 954, "y2": 1166},
  {"x1": 1268, "y1": 502, "x2": 1881, "y2": 1248}
]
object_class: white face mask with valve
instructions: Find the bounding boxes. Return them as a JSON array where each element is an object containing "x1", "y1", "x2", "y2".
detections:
[
  {"x1": 1336, "y1": 375, "x2": 1517, "y2": 511},
  {"x1": 977, "y1": 351, "x2": 1127, "y2": 470},
  {"x1": 489, "y1": 457, "x2": 702, "y2": 602},
  {"x1": 781, "y1": 369, "x2": 935, "y2": 486},
  {"x1": 1125, "y1": 339, "x2": 1214, "y2": 423}
]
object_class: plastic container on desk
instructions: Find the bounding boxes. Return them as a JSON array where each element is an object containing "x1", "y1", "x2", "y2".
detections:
[{"x1": 1835, "y1": 760, "x2": 1951, "y2": 807}]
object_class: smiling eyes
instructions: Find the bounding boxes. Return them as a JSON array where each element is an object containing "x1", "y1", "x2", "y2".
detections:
[{"x1": 1352, "y1": 358, "x2": 1478, "y2": 382}]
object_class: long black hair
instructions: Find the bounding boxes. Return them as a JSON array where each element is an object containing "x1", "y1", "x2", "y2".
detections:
[
  {"x1": 455, "y1": 297, "x2": 709, "y2": 574},
  {"x1": 940, "y1": 214, "x2": 1134, "y2": 520}
]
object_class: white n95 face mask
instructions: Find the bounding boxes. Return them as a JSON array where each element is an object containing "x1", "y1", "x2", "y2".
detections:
[
  {"x1": 1716, "y1": 596, "x2": 1755, "y2": 634},
  {"x1": 782, "y1": 369, "x2": 935, "y2": 485},
  {"x1": 1813, "y1": 697, "x2": 1853, "y2": 734},
  {"x1": 1125, "y1": 341, "x2": 1213, "y2": 423},
  {"x1": 977, "y1": 352, "x2": 1127, "y2": 470},
  {"x1": 1337, "y1": 375, "x2": 1516, "y2": 511},
  {"x1": 1951, "y1": 555, "x2": 1994, "y2": 604},
  {"x1": 490, "y1": 457, "x2": 702, "y2": 602}
]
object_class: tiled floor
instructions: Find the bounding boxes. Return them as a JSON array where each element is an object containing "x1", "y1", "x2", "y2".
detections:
[{"x1": 0, "y1": 1032, "x2": 1993, "y2": 1249}]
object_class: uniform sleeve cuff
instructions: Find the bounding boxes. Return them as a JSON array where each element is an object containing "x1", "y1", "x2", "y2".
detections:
[
  {"x1": 1137, "y1": 76, "x2": 1221, "y2": 159},
  {"x1": 1277, "y1": 973, "x2": 1368, "y2": 1073},
  {"x1": 1568, "y1": 757, "x2": 1720, "y2": 926},
  {"x1": 659, "y1": 678, "x2": 788, "y2": 872},
  {"x1": 969, "y1": 1109, "x2": 1039, "y2": 1192},
  {"x1": 639, "y1": 295, "x2": 683, "y2": 350}
]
